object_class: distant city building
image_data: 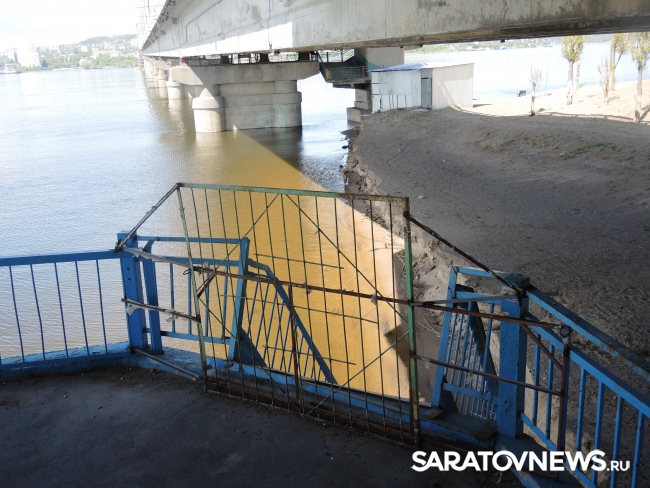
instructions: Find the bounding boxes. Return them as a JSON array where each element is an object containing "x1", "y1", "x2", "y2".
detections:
[
  {"x1": 17, "y1": 45, "x2": 40, "y2": 68},
  {"x1": 79, "y1": 45, "x2": 89, "y2": 53},
  {"x1": 4, "y1": 48, "x2": 17, "y2": 62}
]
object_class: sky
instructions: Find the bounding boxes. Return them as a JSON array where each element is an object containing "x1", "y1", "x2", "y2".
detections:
[{"x1": 0, "y1": 0, "x2": 139, "y2": 49}]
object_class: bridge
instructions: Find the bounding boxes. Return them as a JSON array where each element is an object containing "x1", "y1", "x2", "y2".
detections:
[{"x1": 135, "y1": 1, "x2": 650, "y2": 130}]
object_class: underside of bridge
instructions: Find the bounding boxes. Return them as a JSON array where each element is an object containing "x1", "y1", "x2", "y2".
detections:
[
  {"x1": 137, "y1": 0, "x2": 650, "y2": 131},
  {"x1": 138, "y1": 0, "x2": 650, "y2": 58}
]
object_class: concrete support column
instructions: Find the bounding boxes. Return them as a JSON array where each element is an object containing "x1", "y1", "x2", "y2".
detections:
[
  {"x1": 144, "y1": 61, "x2": 157, "y2": 85},
  {"x1": 347, "y1": 88, "x2": 372, "y2": 123},
  {"x1": 157, "y1": 70, "x2": 169, "y2": 98},
  {"x1": 192, "y1": 85, "x2": 226, "y2": 133},
  {"x1": 167, "y1": 80, "x2": 187, "y2": 99},
  {"x1": 357, "y1": 47, "x2": 405, "y2": 67},
  {"x1": 171, "y1": 61, "x2": 318, "y2": 133},
  {"x1": 347, "y1": 47, "x2": 404, "y2": 123}
]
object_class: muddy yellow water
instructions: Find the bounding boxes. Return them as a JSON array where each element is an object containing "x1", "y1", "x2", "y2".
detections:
[{"x1": 140, "y1": 148, "x2": 411, "y2": 399}]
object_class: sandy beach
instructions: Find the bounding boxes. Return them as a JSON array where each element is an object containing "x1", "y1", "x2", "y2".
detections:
[{"x1": 345, "y1": 79, "x2": 650, "y2": 364}]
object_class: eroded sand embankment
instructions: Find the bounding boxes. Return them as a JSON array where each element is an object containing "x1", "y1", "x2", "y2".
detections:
[{"x1": 343, "y1": 80, "x2": 650, "y2": 387}]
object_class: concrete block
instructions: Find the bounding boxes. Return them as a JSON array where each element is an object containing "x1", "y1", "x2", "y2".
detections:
[
  {"x1": 170, "y1": 62, "x2": 319, "y2": 86},
  {"x1": 225, "y1": 103, "x2": 301, "y2": 131},
  {"x1": 272, "y1": 92, "x2": 302, "y2": 105},
  {"x1": 167, "y1": 81, "x2": 187, "y2": 99},
  {"x1": 354, "y1": 89, "x2": 372, "y2": 110},
  {"x1": 192, "y1": 96, "x2": 226, "y2": 110},
  {"x1": 275, "y1": 80, "x2": 298, "y2": 94},
  {"x1": 347, "y1": 107, "x2": 371, "y2": 124},
  {"x1": 354, "y1": 100, "x2": 372, "y2": 110},
  {"x1": 194, "y1": 107, "x2": 226, "y2": 133},
  {"x1": 220, "y1": 82, "x2": 276, "y2": 96},
  {"x1": 359, "y1": 47, "x2": 404, "y2": 68}
]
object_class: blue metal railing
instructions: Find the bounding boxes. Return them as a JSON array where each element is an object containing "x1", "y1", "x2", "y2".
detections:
[
  {"x1": 426, "y1": 266, "x2": 650, "y2": 488},
  {"x1": 2, "y1": 227, "x2": 650, "y2": 486},
  {"x1": 0, "y1": 232, "x2": 333, "y2": 384},
  {"x1": 0, "y1": 248, "x2": 131, "y2": 371}
]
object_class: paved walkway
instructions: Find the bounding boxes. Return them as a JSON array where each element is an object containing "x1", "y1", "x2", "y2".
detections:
[{"x1": 0, "y1": 367, "x2": 518, "y2": 487}]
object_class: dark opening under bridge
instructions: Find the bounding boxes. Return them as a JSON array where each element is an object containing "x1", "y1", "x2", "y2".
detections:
[{"x1": 2, "y1": 183, "x2": 650, "y2": 488}]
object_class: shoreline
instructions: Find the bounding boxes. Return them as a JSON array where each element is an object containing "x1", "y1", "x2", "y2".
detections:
[{"x1": 343, "y1": 78, "x2": 650, "y2": 359}]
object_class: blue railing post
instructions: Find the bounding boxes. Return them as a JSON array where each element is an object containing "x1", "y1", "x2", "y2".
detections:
[
  {"x1": 431, "y1": 266, "x2": 460, "y2": 410},
  {"x1": 118, "y1": 232, "x2": 148, "y2": 350},
  {"x1": 142, "y1": 241, "x2": 163, "y2": 354},
  {"x1": 227, "y1": 238, "x2": 253, "y2": 364},
  {"x1": 498, "y1": 286, "x2": 529, "y2": 438}
]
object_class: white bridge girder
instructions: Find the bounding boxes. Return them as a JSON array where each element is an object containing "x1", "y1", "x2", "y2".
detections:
[{"x1": 138, "y1": 0, "x2": 650, "y2": 57}]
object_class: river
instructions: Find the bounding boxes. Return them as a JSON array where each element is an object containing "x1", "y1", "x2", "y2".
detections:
[
  {"x1": 1, "y1": 42, "x2": 641, "y2": 259},
  {"x1": 0, "y1": 68, "x2": 410, "y2": 397},
  {"x1": 406, "y1": 41, "x2": 641, "y2": 99},
  {"x1": 1, "y1": 43, "x2": 640, "y2": 397},
  {"x1": 0, "y1": 68, "x2": 354, "y2": 257}
]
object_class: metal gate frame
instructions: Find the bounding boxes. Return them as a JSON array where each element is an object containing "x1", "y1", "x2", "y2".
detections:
[{"x1": 116, "y1": 182, "x2": 422, "y2": 445}]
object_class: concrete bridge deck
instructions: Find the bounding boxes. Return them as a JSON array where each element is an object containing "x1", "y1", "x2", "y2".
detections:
[
  {"x1": 0, "y1": 367, "x2": 519, "y2": 487},
  {"x1": 139, "y1": 0, "x2": 650, "y2": 58}
]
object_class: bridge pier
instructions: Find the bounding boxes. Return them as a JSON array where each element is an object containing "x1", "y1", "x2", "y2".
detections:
[
  {"x1": 170, "y1": 61, "x2": 319, "y2": 133},
  {"x1": 192, "y1": 85, "x2": 226, "y2": 133},
  {"x1": 166, "y1": 80, "x2": 187, "y2": 100},
  {"x1": 348, "y1": 89, "x2": 372, "y2": 124},
  {"x1": 143, "y1": 58, "x2": 159, "y2": 86},
  {"x1": 157, "y1": 70, "x2": 169, "y2": 98},
  {"x1": 346, "y1": 47, "x2": 403, "y2": 124}
]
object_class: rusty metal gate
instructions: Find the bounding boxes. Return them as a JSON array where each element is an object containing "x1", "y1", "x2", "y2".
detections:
[{"x1": 117, "y1": 183, "x2": 421, "y2": 444}]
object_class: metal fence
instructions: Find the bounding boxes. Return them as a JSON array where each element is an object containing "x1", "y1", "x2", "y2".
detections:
[
  {"x1": 113, "y1": 183, "x2": 421, "y2": 443},
  {"x1": 1, "y1": 183, "x2": 650, "y2": 487},
  {"x1": 0, "y1": 250, "x2": 130, "y2": 372}
]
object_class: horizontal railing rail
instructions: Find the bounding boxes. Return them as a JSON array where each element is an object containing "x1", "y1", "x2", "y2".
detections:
[
  {"x1": 0, "y1": 249, "x2": 127, "y2": 366},
  {"x1": 425, "y1": 266, "x2": 650, "y2": 488}
]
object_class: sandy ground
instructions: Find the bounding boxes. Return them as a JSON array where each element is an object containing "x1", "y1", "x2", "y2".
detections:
[
  {"x1": 0, "y1": 368, "x2": 521, "y2": 488},
  {"x1": 345, "y1": 79, "x2": 650, "y2": 374}
]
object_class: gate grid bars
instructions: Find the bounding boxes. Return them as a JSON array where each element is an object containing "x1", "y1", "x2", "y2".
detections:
[{"x1": 117, "y1": 183, "x2": 422, "y2": 443}]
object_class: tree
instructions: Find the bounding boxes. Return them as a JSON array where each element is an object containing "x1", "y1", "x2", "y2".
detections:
[
  {"x1": 597, "y1": 58, "x2": 613, "y2": 103},
  {"x1": 630, "y1": 32, "x2": 650, "y2": 122},
  {"x1": 561, "y1": 36, "x2": 585, "y2": 105},
  {"x1": 529, "y1": 65, "x2": 543, "y2": 115},
  {"x1": 609, "y1": 33, "x2": 630, "y2": 90}
]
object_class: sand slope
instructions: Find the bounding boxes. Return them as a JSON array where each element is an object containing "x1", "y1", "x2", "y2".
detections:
[{"x1": 347, "y1": 79, "x2": 650, "y2": 358}]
